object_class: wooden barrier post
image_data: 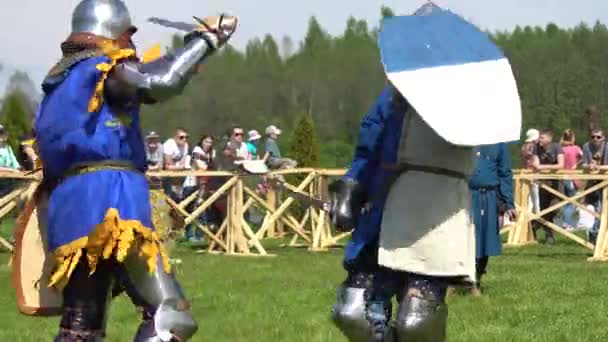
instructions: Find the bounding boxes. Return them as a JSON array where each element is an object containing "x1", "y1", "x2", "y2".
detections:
[
  {"x1": 506, "y1": 177, "x2": 536, "y2": 246},
  {"x1": 590, "y1": 186, "x2": 608, "y2": 261},
  {"x1": 265, "y1": 184, "x2": 278, "y2": 238}
]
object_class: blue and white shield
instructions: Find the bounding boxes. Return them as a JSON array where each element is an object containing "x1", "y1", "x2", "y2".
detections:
[{"x1": 379, "y1": 5, "x2": 521, "y2": 146}]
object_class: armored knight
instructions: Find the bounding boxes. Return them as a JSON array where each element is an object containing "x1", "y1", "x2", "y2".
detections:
[
  {"x1": 33, "y1": 0, "x2": 237, "y2": 340},
  {"x1": 329, "y1": 3, "x2": 522, "y2": 341}
]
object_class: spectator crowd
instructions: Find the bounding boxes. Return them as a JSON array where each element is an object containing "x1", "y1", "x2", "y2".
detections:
[
  {"x1": 145, "y1": 125, "x2": 298, "y2": 242},
  {"x1": 521, "y1": 127, "x2": 606, "y2": 245}
]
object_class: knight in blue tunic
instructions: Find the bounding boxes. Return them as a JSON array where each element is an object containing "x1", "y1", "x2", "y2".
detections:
[
  {"x1": 330, "y1": 86, "x2": 406, "y2": 341},
  {"x1": 32, "y1": 1, "x2": 237, "y2": 340},
  {"x1": 468, "y1": 143, "x2": 516, "y2": 295}
]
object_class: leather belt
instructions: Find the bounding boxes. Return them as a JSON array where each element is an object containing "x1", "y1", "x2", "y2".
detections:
[{"x1": 381, "y1": 163, "x2": 467, "y2": 180}]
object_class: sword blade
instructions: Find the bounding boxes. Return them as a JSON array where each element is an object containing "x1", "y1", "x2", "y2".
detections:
[{"x1": 147, "y1": 17, "x2": 198, "y2": 32}]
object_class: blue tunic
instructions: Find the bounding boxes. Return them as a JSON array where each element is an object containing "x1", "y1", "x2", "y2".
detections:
[
  {"x1": 468, "y1": 143, "x2": 514, "y2": 258},
  {"x1": 343, "y1": 87, "x2": 407, "y2": 262},
  {"x1": 36, "y1": 55, "x2": 152, "y2": 252}
]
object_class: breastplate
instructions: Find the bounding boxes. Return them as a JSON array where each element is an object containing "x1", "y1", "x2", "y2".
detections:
[{"x1": 396, "y1": 108, "x2": 474, "y2": 176}]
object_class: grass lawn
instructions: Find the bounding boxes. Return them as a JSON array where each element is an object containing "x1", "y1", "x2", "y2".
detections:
[{"x1": 1, "y1": 220, "x2": 608, "y2": 341}]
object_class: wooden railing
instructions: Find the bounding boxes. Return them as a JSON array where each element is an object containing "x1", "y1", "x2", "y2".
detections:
[
  {"x1": 0, "y1": 169, "x2": 349, "y2": 257},
  {"x1": 502, "y1": 169, "x2": 608, "y2": 261},
  {"x1": 1, "y1": 169, "x2": 607, "y2": 262}
]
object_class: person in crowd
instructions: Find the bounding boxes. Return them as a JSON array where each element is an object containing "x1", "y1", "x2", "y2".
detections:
[
  {"x1": 145, "y1": 131, "x2": 163, "y2": 172},
  {"x1": 246, "y1": 130, "x2": 262, "y2": 160},
  {"x1": 0, "y1": 126, "x2": 22, "y2": 197},
  {"x1": 468, "y1": 143, "x2": 517, "y2": 296},
  {"x1": 0, "y1": 125, "x2": 22, "y2": 172},
  {"x1": 163, "y1": 128, "x2": 190, "y2": 201},
  {"x1": 530, "y1": 129, "x2": 565, "y2": 245},
  {"x1": 18, "y1": 132, "x2": 38, "y2": 171},
  {"x1": 560, "y1": 129, "x2": 583, "y2": 230},
  {"x1": 522, "y1": 128, "x2": 540, "y2": 214},
  {"x1": 263, "y1": 125, "x2": 297, "y2": 169},
  {"x1": 193, "y1": 135, "x2": 217, "y2": 170},
  {"x1": 163, "y1": 128, "x2": 190, "y2": 170},
  {"x1": 229, "y1": 126, "x2": 250, "y2": 160},
  {"x1": 582, "y1": 128, "x2": 608, "y2": 244},
  {"x1": 184, "y1": 135, "x2": 218, "y2": 241}
]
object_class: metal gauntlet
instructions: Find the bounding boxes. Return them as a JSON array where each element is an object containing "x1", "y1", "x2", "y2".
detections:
[{"x1": 329, "y1": 179, "x2": 365, "y2": 232}]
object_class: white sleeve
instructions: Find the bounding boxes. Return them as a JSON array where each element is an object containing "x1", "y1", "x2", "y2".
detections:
[
  {"x1": 163, "y1": 139, "x2": 178, "y2": 156},
  {"x1": 192, "y1": 146, "x2": 204, "y2": 155}
]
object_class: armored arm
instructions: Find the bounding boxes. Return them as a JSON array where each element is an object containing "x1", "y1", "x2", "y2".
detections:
[
  {"x1": 106, "y1": 15, "x2": 237, "y2": 104},
  {"x1": 329, "y1": 87, "x2": 396, "y2": 231}
]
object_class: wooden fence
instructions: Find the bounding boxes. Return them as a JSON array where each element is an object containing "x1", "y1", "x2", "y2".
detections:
[
  {"x1": 502, "y1": 169, "x2": 608, "y2": 261},
  {"x1": 1, "y1": 169, "x2": 608, "y2": 262},
  {"x1": 0, "y1": 169, "x2": 350, "y2": 257}
]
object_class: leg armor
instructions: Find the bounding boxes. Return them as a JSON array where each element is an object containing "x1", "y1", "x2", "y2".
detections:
[
  {"x1": 117, "y1": 252, "x2": 198, "y2": 342},
  {"x1": 331, "y1": 280, "x2": 373, "y2": 342},
  {"x1": 55, "y1": 258, "x2": 115, "y2": 342},
  {"x1": 331, "y1": 246, "x2": 394, "y2": 342},
  {"x1": 389, "y1": 275, "x2": 448, "y2": 342}
]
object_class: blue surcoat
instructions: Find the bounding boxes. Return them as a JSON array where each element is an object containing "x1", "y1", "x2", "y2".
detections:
[
  {"x1": 468, "y1": 143, "x2": 514, "y2": 258},
  {"x1": 343, "y1": 86, "x2": 408, "y2": 262},
  {"x1": 35, "y1": 54, "x2": 167, "y2": 288}
]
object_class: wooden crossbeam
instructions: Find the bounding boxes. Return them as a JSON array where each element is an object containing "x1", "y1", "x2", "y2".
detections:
[
  {"x1": 532, "y1": 180, "x2": 608, "y2": 220},
  {"x1": 185, "y1": 176, "x2": 239, "y2": 224},
  {"x1": 243, "y1": 186, "x2": 312, "y2": 244},
  {"x1": 538, "y1": 183, "x2": 600, "y2": 219},
  {"x1": 164, "y1": 195, "x2": 228, "y2": 251}
]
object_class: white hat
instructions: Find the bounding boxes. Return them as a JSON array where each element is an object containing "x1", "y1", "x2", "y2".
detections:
[
  {"x1": 525, "y1": 128, "x2": 539, "y2": 143},
  {"x1": 265, "y1": 125, "x2": 282, "y2": 135},
  {"x1": 248, "y1": 130, "x2": 262, "y2": 141}
]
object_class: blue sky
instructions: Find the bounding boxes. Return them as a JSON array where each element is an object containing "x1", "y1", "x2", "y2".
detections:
[{"x1": 1, "y1": 0, "x2": 607, "y2": 94}]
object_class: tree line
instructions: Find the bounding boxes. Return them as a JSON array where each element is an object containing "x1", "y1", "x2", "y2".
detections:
[{"x1": 2, "y1": 6, "x2": 608, "y2": 168}]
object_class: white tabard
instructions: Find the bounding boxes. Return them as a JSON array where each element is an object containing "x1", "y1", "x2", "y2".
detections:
[{"x1": 379, "y1": 108, "x2": 476, "y2": 281}]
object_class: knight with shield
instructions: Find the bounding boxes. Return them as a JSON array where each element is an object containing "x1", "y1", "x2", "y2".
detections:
[{"x1": 329, "y1": 3, "x2": 522, "y2": 341}]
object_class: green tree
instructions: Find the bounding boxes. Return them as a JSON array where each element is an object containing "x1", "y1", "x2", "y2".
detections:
[
  {"x1": 1, "y1": 90, "x2": 32, "y2": 153},
  {"x1": 289, "y1": 113, "x2": 320, "y2": 168},
  {"x1": 381, "y1": 6, "x2": 396, "y2": 19},
  {"x1": 287, "y1": 113, "x2": 320, "y2": 217}
]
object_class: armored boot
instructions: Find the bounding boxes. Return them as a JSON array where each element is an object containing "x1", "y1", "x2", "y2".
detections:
[
  {"x1": 388, "y1": 277, "x2": 448, "y2": 342},
  {"x1": 331, "y1": 272, "x2": 375, "y2": 342}
]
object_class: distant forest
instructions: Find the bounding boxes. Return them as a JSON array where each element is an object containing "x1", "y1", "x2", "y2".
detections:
[{"x1": 3, "y1": 6, "x2": 608, "y2": 167}]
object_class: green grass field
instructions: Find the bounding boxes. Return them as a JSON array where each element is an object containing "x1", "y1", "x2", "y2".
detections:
[{"x1": 1, "y1": 223, "x2": 608, "y2": 341}]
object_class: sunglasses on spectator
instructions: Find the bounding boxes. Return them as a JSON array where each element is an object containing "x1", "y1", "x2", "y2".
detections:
[
  {"x1": 233, "y1": 132, "x2": 243, "y2": 136},
  {"x1": 592, "y1": 135, "x2": 604, "y2": 140},
  {"x1": 178, "y1": 135, "x2": 188, "y2": 140}
]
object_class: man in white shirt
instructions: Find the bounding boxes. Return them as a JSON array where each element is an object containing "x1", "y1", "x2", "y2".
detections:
[
  {"x1": 163, "y1": 128, "x2": 189, "y2": 170},
  {"x1": 163, "y1": 128, "x2": 189, "y2": 201},
  {"x1": 228, "y1": 126, "x2": 251, "y2": 161}
]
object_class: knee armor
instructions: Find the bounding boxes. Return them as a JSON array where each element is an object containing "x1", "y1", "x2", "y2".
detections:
[
  {"x1": 331, "y1": 286, "x2": 374, "y2": 342},
  {"x1": 121, "y1": 252, "x2": 198, "y2": 341},
  {"x1": 390, "y1": 280, "x2": 448, "y2": 342}
]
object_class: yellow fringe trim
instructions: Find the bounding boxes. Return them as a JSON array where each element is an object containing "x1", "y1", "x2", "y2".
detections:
[
  {"x1": 87, "y1": 46, "x2": 137, "y2": 113},
  {"x1": 49, "y1": 208, "x2": 171, "y2": 289}
]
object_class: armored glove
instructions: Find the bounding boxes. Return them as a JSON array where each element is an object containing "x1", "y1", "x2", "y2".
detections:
[
  {"x1": 329, "y1": 178, "x2": 365, "y2": 232},
  {"x1": 185, "y1": 14, "x2": 238, "y2": 49}
]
